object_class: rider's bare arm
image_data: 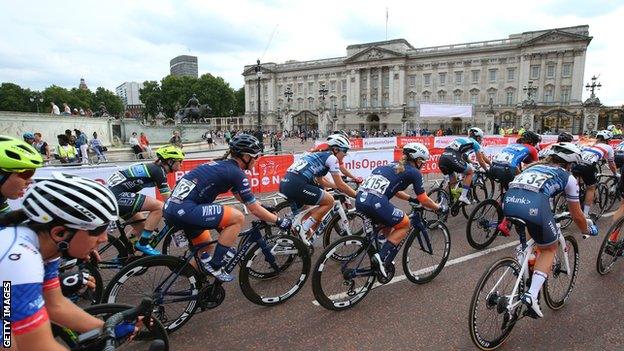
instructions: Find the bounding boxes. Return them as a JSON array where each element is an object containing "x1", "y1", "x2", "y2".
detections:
[{"x1": 44, "y1": 285, "x2": 104, "y2": 333}]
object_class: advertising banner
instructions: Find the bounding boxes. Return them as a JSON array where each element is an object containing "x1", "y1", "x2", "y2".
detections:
[{"x1": 362, "y1": 137, "x2": 397, "y2": 149}]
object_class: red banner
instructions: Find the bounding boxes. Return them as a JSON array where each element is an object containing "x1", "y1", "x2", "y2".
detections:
[
  {"x1": 393, "y1": 147, "x2": 444, "y2": 174},
  {"x1": 349, "y1": 138, "x2": 364, "y2": 149}
]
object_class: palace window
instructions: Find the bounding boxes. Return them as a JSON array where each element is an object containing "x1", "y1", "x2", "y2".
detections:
[
  {"x1": 562, "y1": 63, "x2": 572, "y2": 77},
  {"x1": 561, "y1": 86, "x2": 571, "y2": 103},
  {"x1": 530, "y1": 66, "x2": 540, "y2": 79},
  {"x1": 439, "y1": 73, "x2": 446, "y2": 86},
  {"x1": 507, "y1": 68, "x2": 515, "y2": 82},
  {"x1": 489, "y1": 69, "x2": 497, "y2": 83},
  {"x1": 455, "y1": 72, "x2": 463, "y2": 85},
  {"x1": 437, "y1": 90, "x2": 446, "y2": 102},
  {"x1": 470, "y1": 90, "x2": 479, "y2": 105},
  {"x1": 424, "y1": 74, "x2": 431, "y2": 86},
  {"x1": 409, "y1": 75, "x2": 416, "y2": 87},
  {"x1": 472, "y1": 70, "x2": 480, "y2": 84},
  {"x1": 547, "y1": 65, "x2": 555, "y2": 78},
  {"x1": 506, "y1": 90, "x2": 515, "y2": 105},
  {"x1": 453, "y1": 90, "x2": 462, "y2": 103}
]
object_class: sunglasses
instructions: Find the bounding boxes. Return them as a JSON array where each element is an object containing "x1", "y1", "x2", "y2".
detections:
[
  {"x1": 9, "y1": 169, "x2": 36, "y2": 180},
  {"x1": 87, "y1": 222, "x2": 112, "y2": 236}
]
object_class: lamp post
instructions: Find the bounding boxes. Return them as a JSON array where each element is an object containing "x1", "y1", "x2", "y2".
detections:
[
  {"x1": 333, "y1": 103, "x2": 338, "y2": 132},
  {"x1": 254, "y1": 59, "x2": 263, "y2": 130},
  {"x1": 585, "y1": 75, "x2": 601, "y2": 98},
  {"x1": 522, "y1": 81, "x2": 538, "y2": 103},
  {"x1": 318, "y1": 84, "x2": 328, "y2": 135},
  {"x1": 29, "y1": 96, "x2": 43, "y2": 113},
  {"x1": 228, "y1": 109, "x2": 234, "y2": 130},
  {"x1": 284, "y1": 86, "x2": 293, "y2": 132},
  {"x1": 401, "y1": 103, "x2": 408, "y2": 135}
]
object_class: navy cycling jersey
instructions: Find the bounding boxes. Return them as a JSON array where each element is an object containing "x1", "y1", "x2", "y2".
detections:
[
  {"x1": 615, "y1": 141, "x2": 624, "y2": 155},
  {"x1": 492, "y1": 143, "x2": 538, "y2": 168},
  {"x1": 168, "y1": 159, "x2": 256, "y2": 205},
  {"x1": 108, "y1": 163, "x2": 170, "y2": 196},
  {"x1": 445, "y1": 137, "x2": 482, "y2": 155},
  {"x1": 359, "y1": 162, "x2": 425, "y2": 199},
  {"x1": 508, "y1": 164, "x2": 579, "y2": 201},
  {"x1": 286, "y1": 151, "x2": 340, "y2": 182}
]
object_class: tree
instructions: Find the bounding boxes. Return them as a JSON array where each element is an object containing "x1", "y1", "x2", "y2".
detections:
[
  {"x1": 194, "y1": 74, "x2": 236, "y2": 117},
  {"x1": 42, "y1": 85, "x2": 73, "y2": 112},
  {"x1": 94, "y1": 87, "x2": 124, "y2": 117},
  {"x1": 139, "y1": 80, "x2": 161, "y2": 118},
  {"x1": 69, "y1": 88, "x2": 94, "y2": 112},
  {"x1": 160, "y1": 75, "x2": 196, "y2": 117},
  {"x1": 0, "y1": 83, "x2": 31, "y2": 112},
  {"x1": 234, "y1": 87, "x2": 245, "y2": 116}
]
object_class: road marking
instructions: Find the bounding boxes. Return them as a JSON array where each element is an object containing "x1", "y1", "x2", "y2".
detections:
[{"x1": 312, "y1": 240, "x2": 520, "y2": 306}]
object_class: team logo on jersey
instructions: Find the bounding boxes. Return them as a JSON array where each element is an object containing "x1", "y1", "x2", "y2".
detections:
[{"x1": 529, "y1": 208, "x2": 538, "y2": 216}]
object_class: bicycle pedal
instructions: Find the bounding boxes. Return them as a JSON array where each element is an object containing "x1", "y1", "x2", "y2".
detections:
[{"x1": 377, "y1": 263, "x2": 395, "y2": 284}]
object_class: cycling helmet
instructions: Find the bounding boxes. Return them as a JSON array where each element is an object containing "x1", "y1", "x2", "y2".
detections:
[
  {"x1": 522, "y1": 131, "x2": 541, "y2": 145},
  {"x1": 596, "y1": 130, "x2": 613, "y2": 141},
  {"x1": 403, "y1": 142, "x2": 430, "y2": 161},
  {"x1": 557, "y1": 132, "x2": 573, "y2": 143},
  {"x1": 607, "y1": 125, "x2": 616, "y2": 132},
  {"x1": 229, "y1": 133, "x2": 262, "y2": 156},
  {"x1": 0, "y1": 135, "x2": 43, "y2": 171},
  {"x1": 156, "y1": 145, "x2": 185, "y2": 161},
  {"x1": 22, "y1": 173, "x2": 119, "y2": 231},
  {"x1": 327, "y1": 134, "x2": 350, "y2": 150},
  {"x1": 23, "y1": 132, "x2": 35, "y2": 140},
  {"x1": 550, "y1": 142, "x2": 582, "y2": 164},
  {"x1": 332, "y1": 130, "x2": 350, "y2": 139},
  {"x1": 469, "y1": 127, "x2": 484, "y2": 139}
]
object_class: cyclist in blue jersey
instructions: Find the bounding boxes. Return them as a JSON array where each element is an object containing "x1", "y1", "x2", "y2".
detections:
[
  {"x1": 438, "y1": 127, "x2": 491, "y2": 205},
  {"x1": 107, "y1": 145, "x2": 184, "y2": 255},
  {"x1": 0, "y1": 173, "x2": 137, "y2": 350},
  {"x1": 356, "y1": 142, "x2": 448, "y2": 277},
  {"x1": 503, "y1": 143, "x2": 598, "y2": 318},
  {"x1": 614, "y1": 139, "x2": 624, "y2": 169},
  {"x1": 490, "y1": 131, "x2": 540, "y2": 191},
  {"x1": 163, "y1": 134, "x2": 292, "y2": 281},
  {"x1": 279, "y1": 133, "x2": 357, "y2": 245},
  {"x1": 0, "y1": 136, "x2": 43, "y2": 214}
]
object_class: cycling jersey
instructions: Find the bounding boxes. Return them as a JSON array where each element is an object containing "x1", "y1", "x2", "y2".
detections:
[
  {"x1": 492, "y1": 143, "x2": 538, "y2": 168},
  {"x1": 445, "y1": 137, "x2": 482, "y2": 155},
  {"x1": 358, "y1": 162, "x2": 425, "y2": 199},
  {"x1": 108, "y1": 163, "x2": 171, "y2": 196},
  {"x1": 614, "y1": 141, "x2": 624, "y2": 168},
  {"x1": 537, "y1": 144, "x2": 554, "y2": 159},
  {"x1": 0, "y1": 226, "x2": 61, "y2": 335},
  {"x1": 286, "y1": 151, "x2": 340, "y2": 182},
  {"x1": 580, "y1": 143, "x2": 614, "y2": 165},
  {"x1": 508, "y1": 164, "x2": 579, "y2": 201}
]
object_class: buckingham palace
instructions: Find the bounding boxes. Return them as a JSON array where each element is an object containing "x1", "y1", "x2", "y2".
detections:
[{"x1": 242, "y1": 25, "x2": 620, "y2": 136}]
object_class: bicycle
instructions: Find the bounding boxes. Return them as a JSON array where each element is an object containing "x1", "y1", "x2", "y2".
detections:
[
  {"x1": 596, "y1": 173, "x2": 621, "y2": 212},
  {"x1": 468, "y1": 213, "x2": 578, "y2": 350},
  {"x1": 58, "y1": 258, "x2": 104, "y2": 306},
  {"x1": 466, "y1": 171, "x2": 509, "y2": 250},
  {"x1": 102, "y1": 220, "x2": 310, "y2": 333},
  {"x1": 311, "y1": 203, "x2": 451, "y2": 311},
  {"x1": 551, "y1": 178, "x2": 609, "y2": 229},
  {"x1": 425, "y1": 166, "x2": 489, "y2": 221},
  {"x1": 52, "y1": 298, "x2": 168, "y2": 351},
  {"x1": 597, "y1": 212, "x2": 624, "y2": 275}
]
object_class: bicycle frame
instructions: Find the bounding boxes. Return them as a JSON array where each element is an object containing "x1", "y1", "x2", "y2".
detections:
[{"x1": 290, "y1": 194, "x2": 354, "y2": 242}]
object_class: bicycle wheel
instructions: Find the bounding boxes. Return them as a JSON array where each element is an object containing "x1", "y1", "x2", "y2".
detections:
[
  {"x1": 543, "y1": 235, "x2": 579, "y2": 310},
  {"x1": 462, "y1": 182, "x2": 489, "y2": 219},
  {"x1": 591, "y1": 183, "x2": 609, "y2": 218},
  {"x1": 466, "y1": 199, "x2": 503, "y2": 250},
  {"x1": 322, "y1": 210, "x2": 366, "y2": 248},
  {"x1": 402, "y1": 220, "x2": 451, "y2": 284},
  {"x1": 239, "y1": 235, "x2": 310, "y2": 306},
  {"x1": 597, "y1": 216, "x2": 624, "y2": 275},
  {"x1": 54, "y1": 303, "x2": 170, "y2": 351},
  {"x1": 59, "y1": 261, "x2": 104, "y2": 306},
  {"x1": 424, "y1": 188, "x2": 450, "y2": 222},
  {"x1": 312, "y1": 236, "x2": 376, "y2": 311},
  {"x1": 102, "y1": 255, "x2": 202, "y2": 334},
  {"x1": 604, "y1": 178, "x2": 620, "y2": 212},
  {"x1": 469, "y1": 258, "x2": 524, "y2": 350},
  {"x1": 552, "y1": 193, "x2": 573, "y2": 229},
  {"x1": 161, "y1": 228, "x2": 191, "y2": 258}
]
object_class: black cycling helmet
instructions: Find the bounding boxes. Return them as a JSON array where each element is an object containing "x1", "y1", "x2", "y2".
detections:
[
  {"x1": 557, "y1": 132, "x2": 573, "y2": 143},
  {"x1": 229, "y1": 133, "x2": 262, "y2": 157},
  {"x1": 522, "y1": 131, "x2": 541, "y2": 145}
]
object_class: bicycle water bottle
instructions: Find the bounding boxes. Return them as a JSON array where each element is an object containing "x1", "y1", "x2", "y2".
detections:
[
  {"x1": 222, "y1": 248, "x2": 237, "y2": 266},
  {"x1": 172, "y1": 230, "x2": 189, "y2": 248},
  {"x1": 451, "y1": 188, "x2": 461, "y2": 202}
]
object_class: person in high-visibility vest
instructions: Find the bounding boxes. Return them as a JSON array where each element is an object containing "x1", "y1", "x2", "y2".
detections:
[{"x1": 55, "y1": 134, "x2": 78, "y2": 163}]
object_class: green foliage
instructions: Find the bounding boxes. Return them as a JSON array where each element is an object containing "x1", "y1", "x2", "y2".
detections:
[
  {"x1": 234, "y1": 87, "x2": 245, "y2": 115},
  {"x1": 0, "y1": 83, "x2": 34, "y2": 112},
  {"x1": 94, "y1": 87, "x2": 124, "y2": 116},
  {"x1": 139, "y1": 80, "x2": 161, "y2": 118}
]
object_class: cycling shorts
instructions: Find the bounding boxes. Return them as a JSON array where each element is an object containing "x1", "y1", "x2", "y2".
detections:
[
  {"x1": 490, "y1": 164, "x2": 517, "y2": 190},
  {"x1": 163, "y1": 201, "x2": 232, "y2": 239},
  {"x1": 439, "y1": 150, "x2": 470, "y2": 176},
  {"x1": 503, "y1": 189, "x2": 560, "y2": 246},
  {"x1": 279, "y1": 172, "x2": 324, "y2": 207},
  {"x1": 572, "y1": 163, "x2": 598, "y2": 187},
  {"x1": 114, "y1": 192, "x2": 147, "y2": 220},
  {"x1": 355, "y1": 191, "x2": 405, "y2": 228}
]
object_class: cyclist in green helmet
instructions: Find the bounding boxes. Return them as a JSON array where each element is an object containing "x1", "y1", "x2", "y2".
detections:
[
  {"x1": 107, "y1": 144, "x2": 184, "y2": 255},
  {"x1": 0, "y1": 135, "x2": 44, "y2": 213}
]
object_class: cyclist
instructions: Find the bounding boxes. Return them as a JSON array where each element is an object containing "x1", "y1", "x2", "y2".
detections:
[
  {"x1": 163, "y1": 134, "x2": 291, "y2": 282},
  {"x1": 0, "y1": 135, "x2": 44, "y2": 214},
  {"x1": 572, "y1": 130, "x2": 617, "y2": 218},
  {"x1": 503, "y1": 143, "x2": 597, "y2": 318},
  {"x1": 438, "y1": 127, "x2": 491, "y2": 205},
  {"x1": 0, "y1": 173, "x2": 136, "y2": 350},
  {"x1": 107, "y1": 145, "x2": 184, "y2": 255},
  {"x1": 538, "y1": 132, "x2": 574, "y2": 159},
  {"x1": 279, "y1": 133, "x2": 357, "y2": 245},
  {"x1": 613, "y1": 138, "x2": 624, "y2": 169},
  {"x1": 356, "y1": 142, "x2": 447, "y2": 277},
  {"x1": 490, "y1": 130, "x2": 540, "y2": 191},
  {"x1": 309, "y1": 132, "x2": 364, "y2": 184}
]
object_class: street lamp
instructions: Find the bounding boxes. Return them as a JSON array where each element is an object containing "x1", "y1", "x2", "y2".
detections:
[
  {"x1": 333, "y1": 103, "x2": 338, "y2": 131},
  {"x1": 277, "y1": 107, "x2": 282, "y2": 130},
  {"x1": 401, "y1": 103, "x2": 408, "y2": 135},
  {"x1": 254, "y1": 59, "x2": 263, "y2": 130},
  {"x1": 585, "y1": 75, "x2": 602, "y2": 98},
  {"x1": 228, "y1": 109, "x2": 234, "y2": 130},
  {"x1": 29, "y1": 96, "x2": 43, "y2": 113},
  {"x1": 284, "y1": 86, "x2": 293, "y2": 132}
]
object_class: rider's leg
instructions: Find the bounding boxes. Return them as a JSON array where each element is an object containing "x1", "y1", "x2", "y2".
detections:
[
  {"x1": 529, "y1": 241, "x2": 557, "y2": 298},
  {"x1": 198, "y1": 205, "x2": 244, "y2": 281},
  {"x1": 458, "y1": 164, "x2": 474, "y2": 204},
  {"x1": 583, "y1": 184, "x2": 596, "y2": 217},
  {"x1": 137, "y1": 197, "x2": 164, "y2": 247},
  {"x1": 380, "y1": 215, "x2": 410, "y2": 263},
  {"x1": 302, "y1": 191, "x2": 334, "y2": 237}
]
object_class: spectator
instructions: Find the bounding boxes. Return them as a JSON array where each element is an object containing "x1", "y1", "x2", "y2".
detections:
[
  {"x1": 614, "y1": 124, "x2": 623, "y2": 136},
  {"x1": 72, "y1": 108, "x2": 79, "y2": 115},
  {"x1": 86, "y1": 108, "x2": 93, "y2": 117},
  {"x1": 55, "y1": 134, "x2": 78, "y2": 163},
  {"x1": 169, "y1": 130, "x2": 183, "y2": 148},
  {"x1": 74, "y1": 129, "x2": 89, "y2": 164},
  {"x1": 205, "y1": 130, "x2": 214, "y2": 150},
  {"x1": 224, "y1": 129, "x2": 231, "y2": 144},
  {"x1": 89, "y1": 132, "x2": 107, "y2": 163},
  {"x1": 22, "y1": 131, "x2": 35, "y2": 145},
  {"x1": 33, "y1": 132, "x2": 51, "y2": 161},
  {"x1": 50, "y1": 102, "x2": 60, "y2": 115},
  {"x1": 65, "y1": 129, "x2": 76, "y2": 146},
  {"x1": 139, "y1": 132, "x2": 152, "y2": 157},
  {"x1": 129, "y1": 132, "x2": 145, "y2": 159},
  {"x1": 62, "y1": 103, "x2": 71, "y2": 116},
  {"x1": 79, "y1": 107, "x2": 85, "y2": 116}
]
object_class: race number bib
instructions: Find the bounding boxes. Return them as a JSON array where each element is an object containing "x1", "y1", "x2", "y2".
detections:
[
  {"x1": 447, "y1": 140, "x2": 462, "y2": 151},
  {"x1": 581, "y1": 152, "x2": 598, "y2": 164},
  {"x1": 361, "y1": 175, "x2": 391, "y2": 194},
  {"x1": 509, "y1": 172, "x2": 552, "y2": 192},
  {"x1": 107, "y1": 172, "x2": 127, "y2": 187},
  {"x1": 493, "y1": 151, "x2": 514, "y2": 164},
  {"x1": 288, "y1": 159, "x2": 308, "y2": 172},
  {"x1": 171, "y1": 179, "x2": 196, "y2": 200}
]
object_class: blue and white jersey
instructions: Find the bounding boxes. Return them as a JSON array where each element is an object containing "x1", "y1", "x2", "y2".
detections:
[
  {"x1": 509, "y1": 164, "x2": 579, "y2": 201},
  {"x1": 0, "y1": 227, "x2": 61, "y2": 335},
  {"x1": 286, "y1": 151, "x2": 340, "y2": 182},
  {"x1": 359, "y1": 163, "x2": 425, "y2": 199},
  {"x1": 580, "y1": 143, "x2": 615, "y2": 165},
  {"x1": 492, "y1": 143, "x2": 536, "y2": 168},
  {"x1": 614, "y1": 141, "x2": 624, "y2": 155},
  {"x1": 445, "y1": 137, "x2": 482, "y2": 155}
]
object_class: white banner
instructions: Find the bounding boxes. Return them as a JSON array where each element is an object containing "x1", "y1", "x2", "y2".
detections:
[
  {"x1": 433, "y1": 136, "x2": 457, "y2": 148},
  {"x1": 362, "y1": 137, "x2": 397, "y2": 149},
  {"x1": 419, "y1": 103, "x2": 473, "y2": 118},
  {"x1": 341, "y1": 150, "x2": 394, "y2": 178}
]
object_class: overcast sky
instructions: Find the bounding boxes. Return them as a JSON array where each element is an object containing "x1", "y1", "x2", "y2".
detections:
[{"x1": 0, "y1": 0, "x2": 622, "y2": 104}]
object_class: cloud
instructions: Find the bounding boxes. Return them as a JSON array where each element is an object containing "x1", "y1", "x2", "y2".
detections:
[{"x1": 0, "y1": 0, "x2": 621, "y2": 105}]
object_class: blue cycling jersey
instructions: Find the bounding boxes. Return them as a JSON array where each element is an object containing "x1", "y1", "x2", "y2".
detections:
[
  {"x1": 168, "y1": 159, "x2": 256, "y2": 205},
  {"x1": 492, "y1": 143, "x2": 531, "y2": 168},
  {"x1": 445, "y1": 137, "x2": 482, "y2": 155},
  {"x1": 508, "y1": 164, "x2": 578, "y2": 200},
  {"x1": 286, "y1": 151, "x2": 340, "y2": 182},
  {"x1": 359, "y1": 162, "x2": 425, "y2": 199}
]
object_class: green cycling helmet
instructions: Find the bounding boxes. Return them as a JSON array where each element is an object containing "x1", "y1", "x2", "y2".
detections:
[
  {"x1": 156, "y1": 145, "x2": 185, "y2": 161},
  {"x1": 0, "y1": 135, "x2": 43, "y2": 171}
]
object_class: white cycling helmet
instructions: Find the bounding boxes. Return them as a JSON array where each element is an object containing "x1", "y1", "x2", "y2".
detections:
[
  {"x1": 596, "y1": 130, "x2": 613, "y2": 141},
  {"x1": 326, "y1": 134, "x2": 350, "y2": 149},
  {"x1": 550, "y1": 142, "x2": 582, "y2": 164},
  {"x1": 607, "y1": 125, "x2": 616, "y2": 132},
  {"x1": 22, "y1": 173, "x2": 119, "y2": 231},
  {"x1": 469, "y1": 127, "x2": 484, "y2": 139},
  {"x1": 403, "y1": 142, "x2": 430, "y2": 161}
]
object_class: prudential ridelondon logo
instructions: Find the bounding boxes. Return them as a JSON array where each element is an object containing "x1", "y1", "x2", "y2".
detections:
[{"x1": 2, "y1": 281, "x2": 10, "y2": 348}]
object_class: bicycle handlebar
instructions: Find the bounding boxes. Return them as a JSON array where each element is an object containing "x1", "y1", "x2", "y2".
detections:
[{"x1": 101, "y1": 298, "x2": 153, "y2": 351}]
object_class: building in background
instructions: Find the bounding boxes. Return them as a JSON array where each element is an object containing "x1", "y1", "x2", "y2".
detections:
[
  {"x1": 78, "y1": 78, "x2": 89, "y2": 91},
  {"x1": 116, "y1": 81, "x2": 144, "y2": 119},
  {"x1": 242, "y1": 25, "x2": 604, "y2": 135},
  {"x1": 170, "y1": 55, "x2": 198, "y2": 78}
]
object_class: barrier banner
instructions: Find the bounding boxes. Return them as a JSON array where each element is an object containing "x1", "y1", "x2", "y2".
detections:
[
  {"x1": 341, "y1": 149, "x2": 394, "y2": 178},
  {"x1": 362, "y1": 137, "x2": 397, "y2": 149},
  {"x1": 433, "y1": 136, "x2": 457, "y2": 148},
  {"x1": 392, "y1": 147, "x2": 444, "y2": 174},
  {"x1": 396, "y1": 136, "x2": 434, "y2": 148},
  {"x1": 481, "y1": 136, "x2": 510, "y2": 146},
  {"x1": 349, "y1": 138, "x2": 364, "y2": 149}
]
